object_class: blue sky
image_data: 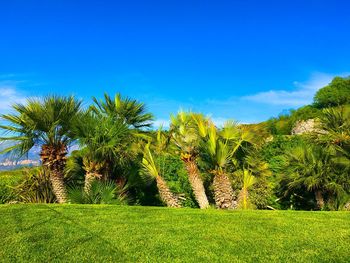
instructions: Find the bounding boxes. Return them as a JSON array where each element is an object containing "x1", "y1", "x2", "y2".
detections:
[{"x1": 1, "y1": 0, "x2": 350, "y2": 126}]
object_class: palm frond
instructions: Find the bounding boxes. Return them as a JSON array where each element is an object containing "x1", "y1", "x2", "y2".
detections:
[
  {"x1": 0, "y1": 95, "x2": 83, "y2": 158},
  {"x1": 141, "y1": 143, "x2": 159, "y2": 179},
  {"x1": 91, "y1": 93, "x2": 154, "y2": 128}
]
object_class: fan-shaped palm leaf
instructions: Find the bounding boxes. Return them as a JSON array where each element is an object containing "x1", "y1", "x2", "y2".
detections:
[
  {"x1": 0, "y1": 95, "x2": 83, "y2": 203},
  {"x1": 91, "y1": 93, "x2": 154, "y2": 128}
]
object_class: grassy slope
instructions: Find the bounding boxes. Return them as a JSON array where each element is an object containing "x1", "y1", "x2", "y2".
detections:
[{"x1": 0, "y1": 205, "x2": 349, "y2": 262}]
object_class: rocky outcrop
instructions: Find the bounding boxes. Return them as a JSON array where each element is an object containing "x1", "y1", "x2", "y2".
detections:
[{"x1": 291, "y1": 119, "x2": 318, "y2": 135}]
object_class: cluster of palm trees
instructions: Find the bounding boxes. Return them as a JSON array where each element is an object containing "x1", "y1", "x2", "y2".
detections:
[
  {"x1": 142, "y1": 112, "x2": 261, "y2": 209},
  {"x1": 0, "y1": 93, "x2": 349, "y2": 210},
  {"x1": 0, "y1": 94, "x2": 151, "y2": 204},
  {"x1": 280, "y1": 107, "x2": 350, "y2": 210},
  {"x1": 0, "y1": 93, "x2": 264, "y2": 208}
]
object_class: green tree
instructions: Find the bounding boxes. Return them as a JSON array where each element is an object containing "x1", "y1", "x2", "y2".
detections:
[
  {"x1": 316, "y1": 107, "x2": 350, "y2": 209},
  {"x1": 316, "y1": 107, "x2": 350, "y2": 155},
  {"x1": 0, "y1": 96, "x2": 83, "y2": 203},
  {"x1": 200, "y1": 122, "x2": 235, "y2": 209},
  {"x1": 314, "y1": 76, "x2": 350, "y2": 108},
  {"x1": 170, "y1": 112, "x2": 210, "y2": 209},
  {"x1": 90, "y1": 93, "x2": 154, "y2": 199},
  {"x1": 74, "y1": 113, "x2": 132, "y2": 193},
  {"x1": 141, "y1": 141, "x2": 181, "y2": 208},
  {"x1": 198, "y1": 120, "x2": 252, "y2": 209},
  {"x1": 281, "y1": 143, "x2": 346, "y2": 210},
  {"x1": 92, "y1": 93, "x2": 154, "y2": 128}
]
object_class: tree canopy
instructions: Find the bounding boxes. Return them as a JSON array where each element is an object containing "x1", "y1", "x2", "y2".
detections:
[{"x1": 314, "y1": 76, "x2": 350, "y2": 108}]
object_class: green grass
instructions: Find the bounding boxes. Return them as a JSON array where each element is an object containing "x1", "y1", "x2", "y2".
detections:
[
  {"x1": 0, "y1": 169, "x2": 26, "y2": 204},
  {"x1": 0, "y1": 205, "x2": 349, "y2": 262},
  {"x1": 0, "y1": 168, "x2": 26, "y2": 181}
]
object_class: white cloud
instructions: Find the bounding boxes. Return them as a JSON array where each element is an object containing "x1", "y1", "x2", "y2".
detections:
[
  {"x1": 153, "y1": 119, "x2": 170, "y2": 129},
  {"x1": 242, "y1": 72, "x2": 349, "y2": 107},
  {"x1": 0, "y1": 81, "x2": 27, "y2": 111}
]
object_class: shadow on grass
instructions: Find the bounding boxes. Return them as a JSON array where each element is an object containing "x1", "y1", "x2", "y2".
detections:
[{"x1": 9, "y1": 205, "x2": 127, "y2": 262}]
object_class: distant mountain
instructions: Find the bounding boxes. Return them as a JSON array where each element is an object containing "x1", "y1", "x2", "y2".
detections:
[
  {"x1": 0, "y1": 141, "x2": 40, "y2": 170},
  {"x1": 0, "y1": 141, "x2": 79, "y2": 170}
]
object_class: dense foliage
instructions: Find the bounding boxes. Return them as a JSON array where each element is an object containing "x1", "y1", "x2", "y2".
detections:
[
  {"x1": 314, "y1": 76, "x2": 350, "y2": 108},
  {"x1": 0, "y1": 76, "x2": 349, "y2": 210}
]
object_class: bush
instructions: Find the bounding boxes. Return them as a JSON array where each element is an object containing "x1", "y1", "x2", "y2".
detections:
[
  {"x1": 290, "y1": 105, "x2": 321, "y2": 122},
  {"x1": 266, "y1": 114, "x2": 294, "y2": 135},
  {"x1": 155, "y1": 155, "x2": 198, "y2": 208},
  {"x1": 261, "y1": 136, "x2": 314, "y2": 209},
  {"x1": 13, "y1": 168, "x2": 56, "y2": 203},
  {"x1": 68, "y1": 180, "x2": 130, "y2": 204}
]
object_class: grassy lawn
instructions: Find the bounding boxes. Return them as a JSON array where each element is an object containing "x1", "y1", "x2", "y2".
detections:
[{"x1": 0, "y1": 205, "x2": 349, "y2": 262}]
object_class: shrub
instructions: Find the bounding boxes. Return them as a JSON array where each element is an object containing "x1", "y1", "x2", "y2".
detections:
[
  {"x1": 13, "y1": 168, "x2": 56, "y2": 203},
  {"x1": 68, "y1": 180, "x2": 130, "y2": 204},
  {"x1": 155, "y1": 155, "x2": 197, "y2": 208}
]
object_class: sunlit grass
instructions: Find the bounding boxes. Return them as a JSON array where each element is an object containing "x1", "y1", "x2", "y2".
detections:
[{"x1": 0, "y1": 205, "x2": 349, "y2": 262}]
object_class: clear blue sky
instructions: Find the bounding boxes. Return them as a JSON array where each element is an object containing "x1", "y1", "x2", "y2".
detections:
[{"x1": 1, "y1": 0, "x2": 350, "y2": 126}]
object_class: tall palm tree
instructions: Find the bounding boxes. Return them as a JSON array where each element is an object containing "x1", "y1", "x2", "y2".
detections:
[
  {"x1": 74, "y1": 113, "x2": 131, "y2": 193},
  {"x1": 91, "y1": 93, "x2": 154, "y2": 128},
  {"x1": 88, "y1": 93, "x2": 154, "y2": 195},
  {"x1": 199, "y1": 120, "x2": 254, "y2": 209},
  {"x1": 0, "y1": 96, "x2": 83, "y2": 203},
  {"x1": 170, "y1": 112, "x2": 209, "y2": 209},
  {"x1": 141, "y1": 140, "x2": 181, "y2": 208},
  {"x1": 201, "y1": 122, "x2": 235, "y2": 209}
]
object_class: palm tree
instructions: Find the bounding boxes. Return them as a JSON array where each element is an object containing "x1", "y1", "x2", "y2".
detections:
[
  {"x1": 237, "y1": 170, "x2": 256, "y2": 209},
  {"x1": 199, "y1": 120, "x2": 254, "y2": 209},
  {"x1": 74, "y1": 113, "x2": 131, "y2": 193},
  {"x1": 0, "y1": 96, "x2": 83, "y2": 203},
  {"x1": 317, "y1": 107, "x2": 350, "y2": 156},
  {"x1": 315, "y1": 107, "x2": 350, "y2": 208},
  {"x1": 142, "y1": 141, "x2": 181, "y2": 208},
  {"x1": 82, "y1": 158, "x2": 105, "y2": 193},
  {"x1": 170, "y1": 112, "x2": 209, "y2": 209},
  {"x1": 282, "y1": 143, "x2": 345, "y2": 210},
  {"x1": 91, "y1": 93, "x2": 154, "y2": 128},
  {"x1": 237, "y1": 149, "x2": 272, "y2": 209},
  {"x1": 200, "y1": 122, "x2": 235, "y2": 209}
]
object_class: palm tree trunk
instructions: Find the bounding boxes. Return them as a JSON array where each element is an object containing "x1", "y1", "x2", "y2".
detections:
[
  {"x1": 49, "y1": 171, "x2": 67, "y2": 203},
  {"x1": 315, "y1": 190, "x2": 325, "y2": 210},
  {"x1": 237, "y1": 188, "x2": 248, "y2": 209},
  {"x1": 156, "y1": 176, "x2": 181, "y2": 208},
  {"x1": 82, "y1": 159, "x2": 104, "y2": 194},
  {"x1": 213, "y1": 171, "x2": 235, "y2": 209},
  {"x1": 40, "y1": 144, "x2": 68, "y2": 204},
  {"x1": 84, "y1": 172, "x2": 96, "y2": 193},
  {"x1": 183, "y1": 160, "x2": 209, "y2": 209}
]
